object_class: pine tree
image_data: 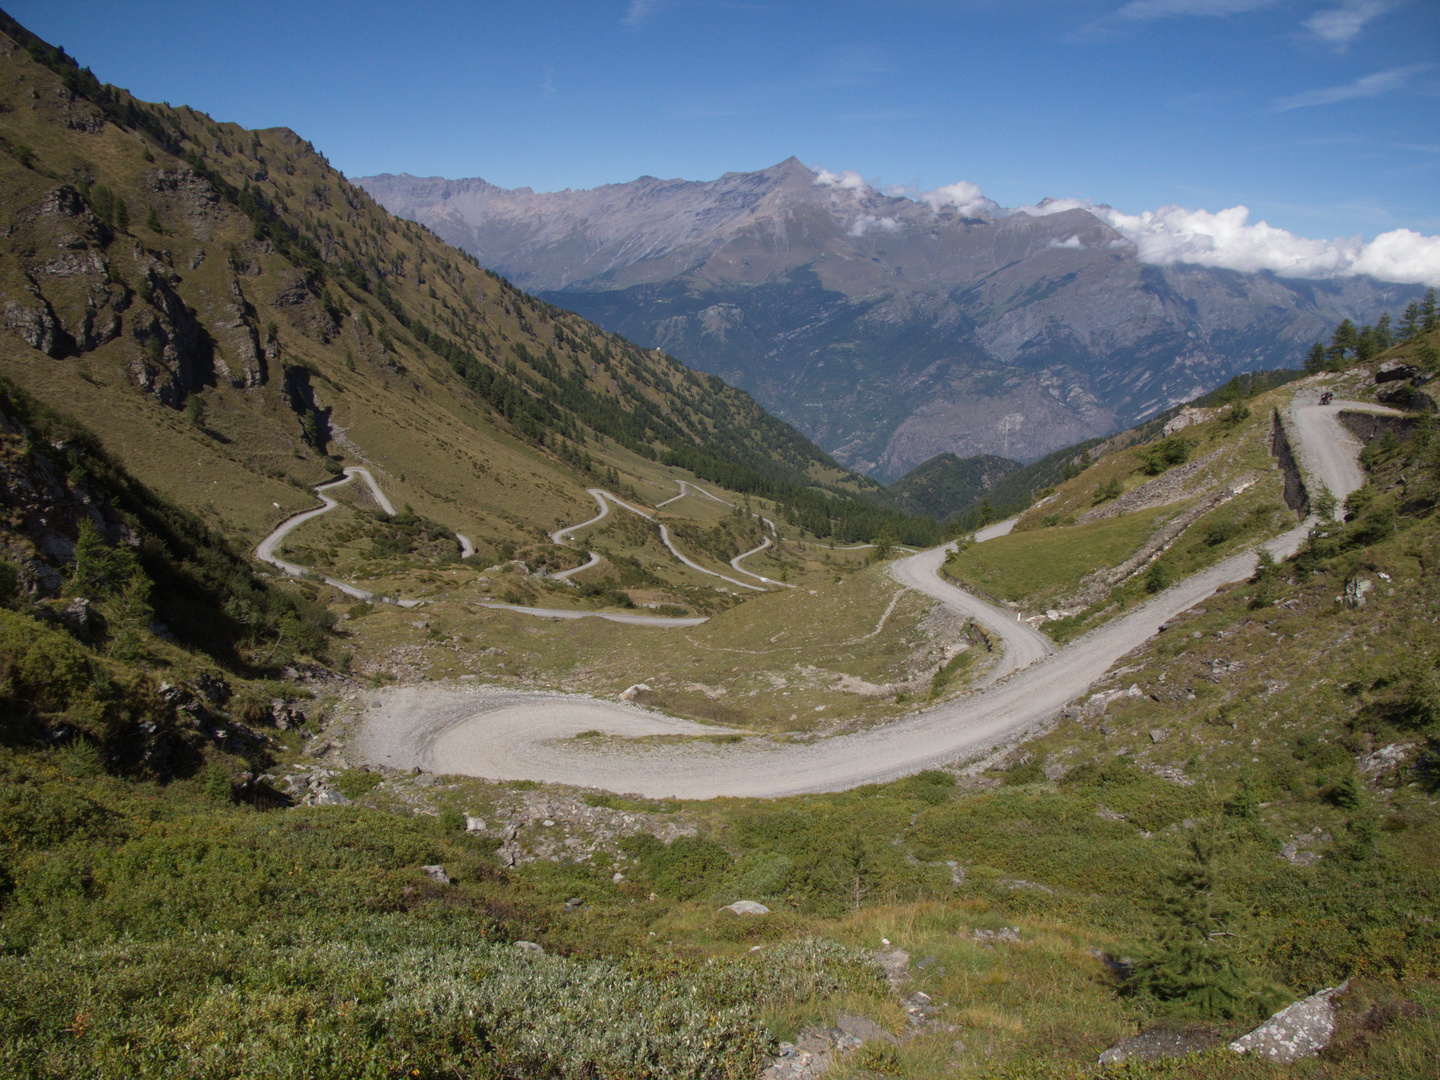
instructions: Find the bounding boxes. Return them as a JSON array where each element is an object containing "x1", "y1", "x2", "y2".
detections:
[
  {"x1": 1399, "y1": 301, "x2": 1421, "y2": 339},
  {"x1": 1327, "y1": 319, "x2": 1358, "y2": 365},
  {"x1": 1304, "y1": 341, "x2": 1327, "y2": 373},
  {"x1": 1121, "y1": 835, "x2": 1285, "y2": 1021},
  {"x1": 1356, "y1": 324, "x2": 1379, "y2": 363},
  {"x1": 1375, "y1": 311, "x2": 1393, "y2": 349},
  {"x1": 1423, "y1": 288, "x2": 1438, "y2": 333}
]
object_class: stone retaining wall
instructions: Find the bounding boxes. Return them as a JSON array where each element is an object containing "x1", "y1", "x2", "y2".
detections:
[{"x1": 1269, "y1": 409, "x2": 1308, "y2": 517}]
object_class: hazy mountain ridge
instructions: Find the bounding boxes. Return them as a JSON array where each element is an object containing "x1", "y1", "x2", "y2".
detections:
[{"x1": 362, "y1": 161, "x2": 1421, "y2": 480}]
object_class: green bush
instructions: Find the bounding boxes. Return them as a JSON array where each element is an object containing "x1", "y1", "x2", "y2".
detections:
[
  {"x1": 1138, "y1": 436, "x2": 1190, "y2": 476},
  {"x1": 0, "y1": 609, "x2": 151, "y2": 743},
  {"x1": 332, "y1": 769, "x2": 385, "y2": 800},
  {"x1": 1144, "y1": 560, "x2": 1172, "y2": 593},
  {"x1": 621, "y1": 834, "x2": 732, "y2": 900}
]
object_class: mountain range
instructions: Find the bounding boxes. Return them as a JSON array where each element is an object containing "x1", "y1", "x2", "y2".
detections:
[{"x1": 361, "y1": 160, "x2": 1421, "y2": 480}]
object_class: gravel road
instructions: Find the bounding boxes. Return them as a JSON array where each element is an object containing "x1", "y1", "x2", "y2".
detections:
[
  {"x1": 887, "y1": 538, "x2": 1052, "y2": 685},
  {"x1": 255, "y1": 467, "x2": 422, "y2": 607},
  {"x1": 474, "y1": 601, "x2": 708, "y2": 627},
  {"x1": 352, "y1": 392, "x2": 1384, "y2": 797},
  {"x1": 552, "y1": 487, "x2": 768, "y2": 592},
  {"x1": 1289, "y1": 396, "x2": 1403, "y2": 517}
]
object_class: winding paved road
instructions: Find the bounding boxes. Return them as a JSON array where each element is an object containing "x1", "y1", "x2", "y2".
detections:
[{"x1": 356, "y1": 387, "x2": 1405, "y2": 798}]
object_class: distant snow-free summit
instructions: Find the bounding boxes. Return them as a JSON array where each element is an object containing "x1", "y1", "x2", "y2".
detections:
[{"x1": 360, "y1": 159, "x2": 1419, "y2": 479}]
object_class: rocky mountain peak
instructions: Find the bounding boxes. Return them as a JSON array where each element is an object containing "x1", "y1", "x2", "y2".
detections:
[{"x1": 359, "y1": 161, "x2": 1420, "y2": 478}]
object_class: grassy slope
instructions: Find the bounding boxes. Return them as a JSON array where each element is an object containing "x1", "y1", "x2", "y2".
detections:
[
  {"x1": 920, "y1": 370, "x2": 1311, "y2": 530},
  {"x1": 0, "y1": 19, "x2": 925, "y2": 572},
  {"x1": 3, "y1": 10, "x2": 1439, "y2": 1078},
  {"x1": 941, "y1": 390, "x2": 1293, "y2": 641}
]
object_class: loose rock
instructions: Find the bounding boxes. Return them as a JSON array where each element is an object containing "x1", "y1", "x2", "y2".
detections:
[
  {"x1": 720, "y1": 900, "x2": 770, "y2": 916},
  {"x1": 1098, "y1": 1026, "x2": 1227, "y2": 1064},
  {"x1": 1229, "y1": 983, "x2": 1349, "y2": 1063},
  {"x1": 973, "y1": 926, "x2": 1021, "y2": 944},
  {"x1": 835, "y1": 1013, "x2": 898, "y2": 1046}
]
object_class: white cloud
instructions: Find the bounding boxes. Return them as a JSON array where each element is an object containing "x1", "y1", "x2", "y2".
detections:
[
  {"x1": 1010, "y1": 197, "x2": 1093, "y2": 217},
  {"x1": 919, "y1": 180, "x2": 996, "y2": 217},
  {"x1": 1274, "y1": 63, "x2": 1433, "y2": 110},
  {"x1": 1349, "y1": 229, "x2": 1440, "y2": 284},
  {"x1": 848, "y1": 214, "x2": 899, "y2": 237},
  {"x1": 814, "y1": 166, "x2": 1440, "y2": 284},
  {"x1": 1114, "y1": 0, "x2": 1276, "y2": 19},
  {"x1": 1090, "y1": 203, "x2": 1440, "y2": 285},
  {"x1": 1303, "y1": 0, "x2": 1393, "y2": 47},
  {"x1": 814, "y1": 168, "x2": 871, "y2": 192}
]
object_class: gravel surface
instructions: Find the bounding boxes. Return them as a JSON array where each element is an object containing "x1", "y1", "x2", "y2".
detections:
[
  {"x1": 887, "y1": 539, "x2": 1052, "y2": 686},
  {"x1": 1289, "y1": 395, "x2": 1403, "y2": 515},
  {"x1": 474, "y1": 601, "x2": 708, "y2": 627},
  {"x1": 352, "y1": 394, "x2": 1379, "y2": 798},
  {"x1": 254, "y1": 467, "x2": 421, "y2": 606}
]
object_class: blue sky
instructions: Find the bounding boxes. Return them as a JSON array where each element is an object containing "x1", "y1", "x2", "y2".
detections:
[{"x1": 13, "y1": 1, "x2": 1439, "y2": 248}]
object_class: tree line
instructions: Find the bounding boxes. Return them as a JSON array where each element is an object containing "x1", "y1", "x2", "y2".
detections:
[{"x1": 1306, "y1": 287, "x2": 1438, "y2": 372}]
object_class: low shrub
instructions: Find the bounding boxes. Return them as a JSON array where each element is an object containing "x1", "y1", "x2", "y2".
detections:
[{"x1": 0, "y1": 927, "x2": 769, "y2": 1079}]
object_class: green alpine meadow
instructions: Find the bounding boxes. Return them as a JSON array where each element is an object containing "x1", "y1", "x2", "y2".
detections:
[{"x1": 0, "y1": 6, "x2": 1438, "y2": 1078}]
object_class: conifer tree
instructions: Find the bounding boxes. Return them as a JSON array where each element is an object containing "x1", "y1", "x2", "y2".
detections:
[
  {"x1": 1400, "y1": 301, "x2": 1420, "y2": 339},
  {"x1": 1327, "y1": 318, "x2": 1358, "y2": 365},
  {"x1": 1375, "y1": 311, "x2": 1392, "y2": 349},
  {"x1": 1121, "y1": 834, "x2": 1285, "y2": 1021},
  {"x1": 1304, "y1": 340, "x2": 1327, "y2": 373},
  {"x1": 1423, "y1": 288, "x2": 1438, "y2": 333},
  {"x1": 1357, "y1": 323, "x2": 1379, "y2": 362}
]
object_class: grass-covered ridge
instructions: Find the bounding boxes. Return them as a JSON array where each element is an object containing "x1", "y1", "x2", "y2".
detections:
[{"x1": 0, "y1": 8, "x2": 937, "y2": 569}]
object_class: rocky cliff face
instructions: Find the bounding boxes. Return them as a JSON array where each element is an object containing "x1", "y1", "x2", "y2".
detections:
[{"x1": 361, "y1": 160, "x2": 1420, "y2": 479}]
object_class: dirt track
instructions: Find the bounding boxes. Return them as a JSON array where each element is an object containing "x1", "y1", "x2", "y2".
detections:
[
  {"x1": 353, "y1": 392, "x2": 1389, "y2": 797},
  {"x1": 1289, "y1": 396, "x2": 1403, "y2": 514},
  {"x1": 254, "y1": 468, "x2": 423, "y2": 607}
]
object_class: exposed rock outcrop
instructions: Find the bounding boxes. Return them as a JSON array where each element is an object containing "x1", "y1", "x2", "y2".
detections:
[{"x1": 1230, "y1": 983, "x2": 1349, "y2": 1062}]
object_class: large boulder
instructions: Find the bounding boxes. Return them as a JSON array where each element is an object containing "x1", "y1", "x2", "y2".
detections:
[{"x1": 1229, "y1": 982, "x2": 1349, "y2": 1063}]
